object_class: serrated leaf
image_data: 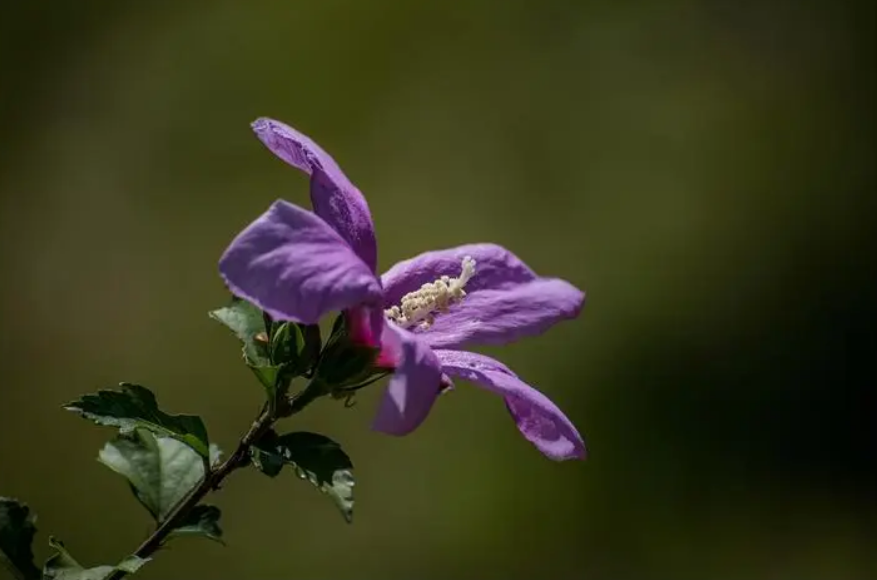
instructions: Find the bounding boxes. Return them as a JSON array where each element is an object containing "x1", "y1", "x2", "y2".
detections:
[
  {"x1": 209, "y1": 298, "x2": 270, "y2": 365},
  {"x1": 210, "y1": 298, "x2": 289, "y2": 400},
  {"x1": 43, "y1": 538, "x2": 114, "y2": 580},
  {"x1": 209, "y1": 443, "x2": 223, "y2": 468},
  {"x1": 249, "y1": 431, "x2": 284, "y2": 478},
  {"x1": 249, "y1": 364, "x2": 282, "y2": 396},
  {"x1": 43, "y1": 541, "x2": 148, "y2": 580},
  {"x1": 251, "y1": 432, "x2": 354, "y2": 523},
  {"x1": 248, "y1": 448, "x2": 284, "y2": 477},
  {"x1": 64, "y1": 384, "x2": 210, "y2": 458},
  {"x1": 113, "y1": 556, "x2": 148, "y2": 574},
  {"x1": 98, "y1": 430, "x2": 204, "y2": 521},
  {"x1": 0, "y1": 497, "x2": 39, "y2": 580},
  {"x1": 168, "y1": 505, "x2": 223, "y2": 545}
]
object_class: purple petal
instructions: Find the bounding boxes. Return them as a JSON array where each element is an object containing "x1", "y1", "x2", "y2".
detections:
[
  {"x1": 345, "y1": 305, "x2": 385, "y2": 348},
  {"x1": 345, "y1": 305, "x2": 398, "y2": 368},
  {"x1": 420, "y1": 278, "x2": 584, "y2": 350},
  {"x1": 436, "y1": 350, "x2": 586, "y2": 460},
  {"x1": 251, "y1": 118, "x2": 378, "y2": 271},
  {"x1": 380, "y1": 243, "x2": 537, "y2": 308},
  {"x1": 219, "y1": 200, "x2": 382, "y2": 324},
  {"x1": 372, "y1": 323, "x2": 443, "y2": 436}
]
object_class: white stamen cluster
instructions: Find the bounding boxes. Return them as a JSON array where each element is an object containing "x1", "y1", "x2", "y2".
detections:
[{"x1": 385, "y1": 256, "x2": 477, "y2": 330}]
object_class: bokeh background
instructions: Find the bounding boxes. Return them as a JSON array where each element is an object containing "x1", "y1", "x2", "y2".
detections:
[{"x1": 1, "y1": 1, "x2": 874, "y2": 579}]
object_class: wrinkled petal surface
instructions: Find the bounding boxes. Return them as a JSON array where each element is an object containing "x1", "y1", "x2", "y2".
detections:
[
  {"x1": 420, "y1": 278, "x2": 584, "y2": 349},
  {"x1": 219, "y1": 200, "x2": 382, "y2": 324},
  {"x1": 381, "y1": 243, "x2": 537, "y2": 307},
  {"x1": 251, "y1": 117, "x2": 378, "y2": 271},
  {"x1": 436, "y1": 350, "x2": 586, "y2": 460},
  {"x1": 372, "y1": 324, "x2": 443, "y2": 436}
]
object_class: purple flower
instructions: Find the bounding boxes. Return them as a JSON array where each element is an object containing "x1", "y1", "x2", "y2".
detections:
[{"x1": 220, "y1": 118, "x2": 587, "y2": 461}]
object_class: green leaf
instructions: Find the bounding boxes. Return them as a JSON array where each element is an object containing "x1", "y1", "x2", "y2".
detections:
[
  {"x1": 269, "y1": 322, "x2": 324, "y2": 398},
  {"x1": 251, "y1": 432, "x2": 354, "y2": 523},
  {"x1": 269, "y1": 322, "x2": 302, "y2": 367},
  {"x1": 249, "y1": 364, "x2": 282, "y2": 397},
  {"x1": 211, "y1": 298, "x2": 324, "y2": 404},
  {"x1": 43, "y1": 538, "x2": 114, "y2": 580},
  {"x1": 268, "y1": 322, "x2": 320, "y2": 371},
  {"x1": 209, "y1": 443, "x2": 223, "y2": 468},
  {"x1": 248, "y1": 430, "x2": 284, "y2": 478},
  {"x1": 316, "y1": 341, "x2": 379, "y2": 389},
  {"x1": 64, "y1": 384, "x2": 210, "y2": 459},
  {"x1": 296, "y1": 324, "x2": 322, "y2": 375},
  {"x1": 113, "y1": 557, "x2": 148, "y2": 575},
  {"x1": 211, "y1": 297, "x2": 292, "y2": 400},
  {"x1": 328, "y1": 312, "x2": 346, "y2": 340},
  {"x1": 209, "y1": 297, "x2": 270, "y2": 365},
  {"x1": 0, "y1": 497, "x2": 39, "y2": 580},
  {"x1": 315, "y1": 315, "x2": 378, "y2": 389},
  {"x1": 168, "y1": 505, "x2": 223, "y2": 545},
  {"x1": 98, "y1": 430, "x2": 204, "y2": 521}
]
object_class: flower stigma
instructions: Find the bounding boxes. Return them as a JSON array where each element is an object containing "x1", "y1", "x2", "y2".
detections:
[{"x1": 385, "y1": 256, "x2": 476, "y2": 330}]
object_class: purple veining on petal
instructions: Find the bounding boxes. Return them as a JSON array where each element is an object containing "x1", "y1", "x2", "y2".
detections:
[
  {"x1": 251, "y1": 117, "x2": 377, "y2": 272},
  {"x1": 372, "y1": 323, "x2": 443, "y2": 436},
  {"x1": 380, "y1": 243, "x2": 537, "y2": 308},
  {"x1": 435, "y1": 349, "x2": 586, "y2": 461},
  {"x1": 419, "y1": 278, "x2": 585, "y2": 350},
  {"x1": 219, "y1": 200, "x2": 382, "y2": 324}
]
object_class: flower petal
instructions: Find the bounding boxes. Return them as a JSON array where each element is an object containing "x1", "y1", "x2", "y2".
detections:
[
  {"x1": 435, "y1": 350, "x2": 586, "y2": 460},
  {"x1": 345, "y1": 305, "x2": 385, "y2": 348},
  {"x1": 251, "y1": 117, "x2": 378, "y2": 271},
  {"x1": 345, "y1": 305, "x2": 395, "y2": 367},
  {"x1": 420, "y1": 278, "x2": 584, "y2": 349},
  {"x1": 380, "y1": 243, "x2": 537, "y2": 308},
  {"x1": 372, "y1": 324, "x2": 443, "y2": 436},
  {"x1": 219, "y1": 200, "x2": 382, "y2": 324}
]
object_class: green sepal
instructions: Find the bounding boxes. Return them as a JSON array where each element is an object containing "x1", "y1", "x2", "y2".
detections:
[
  {"x1": 327, "y1": 313, "x2": 347, "y2": 341},
  {"x1": 297, "y1": 324, "x2": 322, "y2": 374},
  {"x1": 211, "y1": 298, "x2": 322, "y2": 403},
  {"x1": 269, "y1": 322, "x2": 301, "y2": 369},
  {"x1": 271, "y1": 322, "x2": 322, "y2": 384},
  {"x1": 316, "y1": 341, "x2": 380, "y2": 390},
  {"x1": 64, "y1": 384, "x2": 210, "y2": 459},
  {"x1": 266, "y1": 322, "x2": 301, "y2": 398},
  {"x1": 316, "y1": 314, "x2": 381, "y2": 390}
]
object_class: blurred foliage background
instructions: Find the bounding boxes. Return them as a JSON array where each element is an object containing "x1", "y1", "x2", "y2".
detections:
[{"x1": 1, "y1": 1, "x2": 874, "y2": 579}]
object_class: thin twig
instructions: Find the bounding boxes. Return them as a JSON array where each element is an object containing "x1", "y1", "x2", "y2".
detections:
[{"x1": 104, "y1": 405, "x2": 275, "y2": 580}]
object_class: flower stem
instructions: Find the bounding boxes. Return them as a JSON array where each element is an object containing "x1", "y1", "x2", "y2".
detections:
[
  {"x1": 104, "y1": 404, "x2": 275, "y2": 580},
  {"x1": 286, "y1": 379, "x2": 327, "y2": 415}
]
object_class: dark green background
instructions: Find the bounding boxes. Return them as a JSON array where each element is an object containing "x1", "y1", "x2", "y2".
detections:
[{"x1": 1, "y1": 2, "x2": 874, "y2": 579}]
